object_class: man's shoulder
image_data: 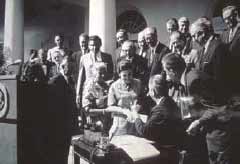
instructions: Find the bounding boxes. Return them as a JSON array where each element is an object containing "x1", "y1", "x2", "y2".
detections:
[
  {"x1": 48, "y1": 74, "x2": 63, "y2": 84},
  {"x1": 72, "y1": 50, "x2": 82, "y2": 56},
  {"x1": 101, "y1": 52, "x2": 113, "y2": 61},
  {"x1": 156, "y1": 41, "x2": 169, "y2": 52},
  {"x1": 101, "y1": 52, "x2": 112, "y2": 57}
]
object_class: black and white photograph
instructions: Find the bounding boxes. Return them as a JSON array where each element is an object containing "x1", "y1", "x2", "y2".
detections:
[{"x1": 0, "y1": 0, "x2": 240, "y2": 164}]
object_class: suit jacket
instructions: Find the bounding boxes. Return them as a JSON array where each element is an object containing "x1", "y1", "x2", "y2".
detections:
[
  {"x1": 71, "y1": 50, "x2": 84, "y2": 83},
  {"x1": 196, "y1": 36, "x2": 228, "y2": 86},
  {"x1": 114, "y1": 47, "x2": 122, "y2": 75},
  {"x1": 221, "y1": 27, "x2": 240, "y2": 94},
  {"x1": 135, "y1": 96, "x2": 183, "y2": 145},
  {"x1": 149, "y1": 41, "x2": 170, "y2": 76},
  {"x1": 47, "y1": 74, "x2": 77, "y2": 137},
  {"x1": 42, "y1": 60, "x2": 55, "y2": 80}
]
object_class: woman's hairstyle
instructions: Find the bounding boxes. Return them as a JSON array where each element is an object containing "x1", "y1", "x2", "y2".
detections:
[
  {"x1": 117, "y1": 58, "x2": 132, "y2": 73},
  {"x1": 89, "y1": 35, "x2": 102, "y2": 46},
  {"x1": 149, "y1": 72, "x2": 168, "y2": 97},
  {"x1": 162, "y1": 52, "x2": 186, "y2": 73}
]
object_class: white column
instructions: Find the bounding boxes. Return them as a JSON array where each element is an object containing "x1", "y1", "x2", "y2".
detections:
[
  {"x1": 4, "y1": 0, "x2": 24, "y2": 62},
  {"x1": 89, "y1": 0, "x2": 116, "y2": 55}
]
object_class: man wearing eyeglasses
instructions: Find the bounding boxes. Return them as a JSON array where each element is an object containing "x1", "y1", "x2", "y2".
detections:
[
  {"x1": 221, "y1": 5, "x2": 240, "y2": 96},
  {"x1": 190, "y1": 18, "x2": 228, "y2": 93}
]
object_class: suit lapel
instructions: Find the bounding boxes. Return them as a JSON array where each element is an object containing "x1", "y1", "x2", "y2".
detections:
[{"x1": 229, "y1": 27, "x2": 240, "y2": 51}]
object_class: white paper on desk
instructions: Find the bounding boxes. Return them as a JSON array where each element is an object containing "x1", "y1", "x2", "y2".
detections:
[
  {"x1": 110, "y1": 135, "x2": 160, "y2": 162},
  {"x1": 139, "y1": 114, "x2": 148, "y2": 123}
]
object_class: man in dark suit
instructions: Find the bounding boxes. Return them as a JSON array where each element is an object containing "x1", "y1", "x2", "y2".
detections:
[
  {"x1": 38, "y1": 48, "x2": 56, "y2": 80},
  {"x1": 144, "y1": 27, "x2": 170, "y2": 76},
  {"x1": 131, "y1": 74, "x2": 183, "y2": 164},
  {"x1": 71, "y1": 33, "x2": 89, "y2": 83},
  {"x1": 76, "y1": 35, "x2": 113, "y2": 127},
  {"x1": 221, "y1": 5, "x2": 240, "y2": 95},
  {"x1": 190, "y1": 18, "x2": 228, "y2": 94},
  {"x1": 114, "y1": 29, "x2": 129, "y2": 75},
  {"x1": 47, "y1": 56, "x2": 77, "y2": 164}
]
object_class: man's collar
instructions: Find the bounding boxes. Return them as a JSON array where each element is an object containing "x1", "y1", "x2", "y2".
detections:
[
  {"x1": 204, "y1": 35, "x2": 214, "y2": 52},
  {"x1": 152, "y1": 41, "x2": 159, "y2": 50}
]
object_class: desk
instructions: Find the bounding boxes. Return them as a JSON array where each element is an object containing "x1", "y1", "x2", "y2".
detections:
[{"x1": 71, "y1": 135, "x2": 163, "y2": 164}]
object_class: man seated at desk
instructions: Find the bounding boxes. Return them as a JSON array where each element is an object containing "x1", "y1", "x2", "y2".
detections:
[{"x1": 130, "y1": 73, "x2": 184, "y2": 164}]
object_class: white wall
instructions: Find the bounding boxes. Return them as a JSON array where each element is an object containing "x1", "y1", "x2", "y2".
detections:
[{"x1": 117, "y1": 0, "x2": 217, "y2": 44}]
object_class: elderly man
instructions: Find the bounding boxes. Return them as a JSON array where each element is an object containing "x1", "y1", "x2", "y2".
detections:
[
  {"x1": 170, "y1": 31, "x2": 198, "y2": 69},
  {"x1": 190, "y1": 18, "x2": 228, "y2": 91},
  {"x1": 166, "y1": 18, "x2": 179, "y2": 35},
  {"x1": 166, "y1": 18, "x2": 179, "y2": 50},
  {"x1": 71, "y1": 33, "x2": 89, "y2": 83},
  {"x1": 76, "y1": 35, "x2": 113, "y2": 127},
  {"x1": 137, "y1": 30, "x2": 148, "y2": 58},
  {"x1": 221, "y1": 5, "x2": 240, "y2": 95},
  {"x1": 178, "y1": 17, "x2": 190, "y2": 36},
  {"x1": 47, "y1": 34, "x2": 68, "y2": 62},
  {"x1": 178, "y1": 17, "x2": 194, "y2": 51},
  {"x1": 144, "y1": 27, "x2": 170, "y2": 76},
  {"x1": 118, "y1": 40, "x2": 148, "y2": 86}
]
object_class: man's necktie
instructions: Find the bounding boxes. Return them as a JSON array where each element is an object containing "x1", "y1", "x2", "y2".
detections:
[
  {"x1": 229, "y1": 29, "x2": 234, "y2": 43},
  {"x1": 149, "y1": 48, "x2": 154, "y2": 66}
]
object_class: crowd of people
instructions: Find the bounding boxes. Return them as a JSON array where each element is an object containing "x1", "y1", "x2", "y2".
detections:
[{"x1": 20, "y1": 4, "x2": 240, "y2": 164}]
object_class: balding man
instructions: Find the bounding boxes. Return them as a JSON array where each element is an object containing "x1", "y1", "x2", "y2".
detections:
[
  {"x1": 170, "y1": 31, "x2": 198, "y2": 68},
  {"x1": 190, "y1": 18, "x2": 228, "y2": 94},
  {"x1": 137, "y1": 30, "x2": 148, "y2": 58},
  {"x1": 119, "y1": 40, "x2": 148, "y2": 86},
  {"x1": 144, "y1": 27, "x2": 170, "y2": 76},
  {"x1": 221, "y1": 5, "x2": 240, "y2": 95},
  {"x1": 166, "y1": 18, "x2": 179, "y2": 35}
]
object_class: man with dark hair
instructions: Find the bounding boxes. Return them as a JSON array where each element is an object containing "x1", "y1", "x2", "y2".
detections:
[
  {"x1": 221, "y1": 5, "x2": 240, "y2": 95},
  {"x1": 144, "y1": 27, "x2": 170, "y2": 76},
  {"x1": 47, "y1": 34, "x2": 68, "y2": 62},
  {"x1": 116, "y1": 29, "x2": 129, "y2": 48},
  {"x1": 161, "y1": 52, "x2": 190, "y2": 119},
  {"x1": 71, "y1": 33, "x2": 89, "y2": 83},
  {"x1": 47, "y1": 56, "x2": 77, "y2": 164},
  {"x1": 166, "y1": 18, "x2": 179, "y2": 35},
  {"x1": 114, "y1": 29, "x2": 129, "y2": 75},
  {"x1": 186, "y1": 70, "x2": 240, "y2": 164}
]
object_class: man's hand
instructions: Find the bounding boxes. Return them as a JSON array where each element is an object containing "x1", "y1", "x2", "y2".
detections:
[
  {"x1": 131, "y1": 100, "x2": 141, "y2": 113},
  {"x1": 186, "y1": 119, "x2": 201, "y2": 136}
]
